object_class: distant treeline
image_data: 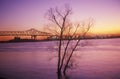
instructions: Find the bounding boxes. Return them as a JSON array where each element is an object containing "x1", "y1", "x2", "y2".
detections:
[{"x1": 0, "y1": 35, "x2": 120, "y2": 43}]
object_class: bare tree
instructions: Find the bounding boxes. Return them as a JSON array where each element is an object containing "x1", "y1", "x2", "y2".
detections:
[{"x1": 45, "y1": 5, "x2": 93, "y2": 76}]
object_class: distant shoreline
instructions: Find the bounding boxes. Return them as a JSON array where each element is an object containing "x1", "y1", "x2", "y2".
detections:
[{"x1": 0, "y1": 37, "x2": 120, "y2": 43}]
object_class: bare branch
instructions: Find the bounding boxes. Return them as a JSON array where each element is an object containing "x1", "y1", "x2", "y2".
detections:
[
  {"x1": 48, "y1": 8, "x2": 62, "y2": 29},
  {"x1": 55, "y1": 7, "x2": 64, "y2": 18}
]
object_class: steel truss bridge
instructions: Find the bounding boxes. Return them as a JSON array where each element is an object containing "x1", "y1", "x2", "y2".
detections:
[{"x1": 0, "y1": 28, "x2": 52, "y2": 39}]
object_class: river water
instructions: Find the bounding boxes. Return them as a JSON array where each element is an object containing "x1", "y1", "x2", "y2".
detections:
[{"x1": 0, "y1": 38, "x2": 120, "y2": 79}]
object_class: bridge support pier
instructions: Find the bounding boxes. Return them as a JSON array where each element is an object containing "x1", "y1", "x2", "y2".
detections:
[{"x1": 31, "y1": 35, "x2": 37, "y2": 40}]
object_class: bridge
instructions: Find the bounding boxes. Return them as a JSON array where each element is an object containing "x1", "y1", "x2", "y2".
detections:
[{"x1": 0, "y1": 28, "x2": 52, "y2": 40}]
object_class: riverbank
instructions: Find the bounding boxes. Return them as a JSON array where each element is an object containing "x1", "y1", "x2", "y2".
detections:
[{"x1": 0, "y1": 37, "x2": 120, "y2": 43}]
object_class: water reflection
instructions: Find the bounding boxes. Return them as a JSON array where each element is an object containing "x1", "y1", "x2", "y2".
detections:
[{"x1": 0, "y1": 39, "x2": 120, "y2": 79}]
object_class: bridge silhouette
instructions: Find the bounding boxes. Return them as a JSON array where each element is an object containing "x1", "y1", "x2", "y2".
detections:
[
  {"x1": 0, "y1": 28, "x2": 52, "y2": 40},
  {"x1": 0, "y1": 28, "x2": 87, "y2": 41}
]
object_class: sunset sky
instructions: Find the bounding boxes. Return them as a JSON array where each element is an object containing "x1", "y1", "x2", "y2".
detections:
[{"x1": 0, "y1": 0, "x2": 120, "y2": 35}]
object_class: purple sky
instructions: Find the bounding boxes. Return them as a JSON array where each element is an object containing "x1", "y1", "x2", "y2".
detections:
[{"x1": 0, "y1": 0, "x2": 120, "y2": 34}]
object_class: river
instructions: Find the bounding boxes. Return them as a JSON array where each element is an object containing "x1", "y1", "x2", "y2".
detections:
[{"x1": 0, "y1": 38, "x2": 120, "y2": 79}]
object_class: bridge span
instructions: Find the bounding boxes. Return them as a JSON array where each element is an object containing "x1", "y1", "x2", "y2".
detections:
[{"x1": 0, "y1": 28, "x2": 52, "y2": 39}]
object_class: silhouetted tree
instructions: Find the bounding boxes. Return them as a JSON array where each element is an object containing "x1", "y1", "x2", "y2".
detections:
[{"x1": 46, "y1": 5, "x2": 93, "y2": 76}]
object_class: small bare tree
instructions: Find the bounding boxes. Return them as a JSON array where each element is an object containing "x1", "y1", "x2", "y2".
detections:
[{"x1": 45, "y1": 5, "x2": 93, "y2": 76}]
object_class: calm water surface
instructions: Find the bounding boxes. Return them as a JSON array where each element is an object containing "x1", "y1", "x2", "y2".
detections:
[{"x1": 0, "y1": 38, "x2": 120, "y2": 79}]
